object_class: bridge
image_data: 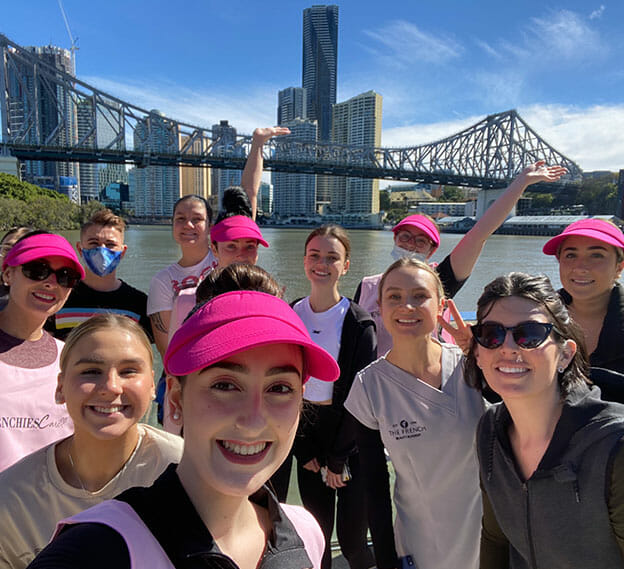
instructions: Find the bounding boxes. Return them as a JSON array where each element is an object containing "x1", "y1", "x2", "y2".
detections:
[{"x1": 1, "y1": 33, "x2": 582, "y2": 189}]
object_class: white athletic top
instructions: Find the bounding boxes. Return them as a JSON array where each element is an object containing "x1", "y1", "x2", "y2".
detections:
[
  {"x1": 146, "y1": 251, "x2": 217, "y2": 316},
  {"x1": 293, "y1": 296, "x2": 349, "y2": 402},
  {"x1": 345, "y1": 343, "x2": 485, "y2": 569}
]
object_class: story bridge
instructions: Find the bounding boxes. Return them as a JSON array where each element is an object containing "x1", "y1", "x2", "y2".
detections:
[{"x1": 1, "y1": 33, "x2": 582, "y2": 190}]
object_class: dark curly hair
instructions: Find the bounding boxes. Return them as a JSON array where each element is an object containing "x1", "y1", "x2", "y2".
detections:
[
  {"x1": 213, "y1": 187, "x2": 252, "y2": 225},
  {"x1": 464, "y1": 272, "x2": 590, "y2": 396}
]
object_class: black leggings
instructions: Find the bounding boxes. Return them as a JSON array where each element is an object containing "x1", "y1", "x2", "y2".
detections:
[{"x1": 297, "y1": 452, "x2": 373, "y2": 569}]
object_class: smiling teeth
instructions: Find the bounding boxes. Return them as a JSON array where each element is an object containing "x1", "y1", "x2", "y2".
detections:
[
  {"x1": 221, "y1": 441, "x2": 267, "y2": 455},
  {"x1": 93, "y1": 405, "x2": 124, "y2": 413},
  {"x1": 397, "y1": 319, "x2": 418, "y2": 323},
  {"x1": 498, "y1": 366, "x2": 528, "y2": 373},
  {"x1": 34, "y1": 292, "x2": 54, "y2": 300}
]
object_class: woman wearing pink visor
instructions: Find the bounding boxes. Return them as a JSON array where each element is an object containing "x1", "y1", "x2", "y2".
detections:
[
  {"x1": 355, "y1": 162, "x2": 568, "y2": 356},
  {"x1": 543, "y1": 219, "x2": 624, "y2": 376},
  {"x1": 0, "y1": 232, "x2": 84, "y2": 471},
  {"x1": 29, "y1": 290, "x2": 339, "y2": 569}
]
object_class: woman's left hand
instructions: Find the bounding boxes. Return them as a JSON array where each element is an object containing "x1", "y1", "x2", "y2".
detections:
[
  {"x1": 438, "y1": 299, "x2": 473, "y2": 353},
  {"x1": 325, "y1": 468, "x2": 347, "y2": 489}
]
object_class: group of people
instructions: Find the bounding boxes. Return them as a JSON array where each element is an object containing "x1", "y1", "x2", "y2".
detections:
[{"x1": 0, "y1": 126, "x2": 623, "y2": 569}]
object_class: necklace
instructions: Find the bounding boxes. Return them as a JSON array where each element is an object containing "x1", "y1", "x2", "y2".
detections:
[{"x1": 67, "y1": 442, "x2": 91, "y2": 494}]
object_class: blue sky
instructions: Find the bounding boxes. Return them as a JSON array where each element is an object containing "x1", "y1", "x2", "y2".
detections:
[{"x1": 3, "y1": 1, "x2": 624, "y2": 172}]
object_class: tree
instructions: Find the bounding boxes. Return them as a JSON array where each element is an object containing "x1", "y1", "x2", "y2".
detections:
[{"x1": 440, "y1": 186, "x2": 464, "y2": 202}]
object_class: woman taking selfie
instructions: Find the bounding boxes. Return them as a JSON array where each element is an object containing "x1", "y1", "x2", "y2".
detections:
[{"x1": 28, "y1": 287, "x2": 339, "y2": 569}]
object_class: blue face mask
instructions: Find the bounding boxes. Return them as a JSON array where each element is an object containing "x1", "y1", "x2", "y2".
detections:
[{"x1": 82, "y1": 246, "x2": 123, "y2": 277}]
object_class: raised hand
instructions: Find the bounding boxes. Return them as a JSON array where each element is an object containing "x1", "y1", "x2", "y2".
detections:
[
  {"x1": 521, "y1": 160, "x2": 568, "y2": 185},
  {"x1": 252, "y1": 126, "x2": 291, "y2": 146},
  {"x1": 438, "y1": 299, "x2": 473, "y2": 354}
]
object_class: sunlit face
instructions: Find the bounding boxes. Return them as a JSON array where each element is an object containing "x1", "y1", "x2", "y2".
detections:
[
  {"x1": 474, "y1": 296, "x2": 575, "y2": 402},
  {"x1": 3, "y1": 255, "x2": 74, "y2": 318},
  {"x1": 379, "y1": 265, "x2": 443, "y2": 340},
  {"x1": 394, "y1": 227, "x2": 436, "y2": 257},
  {"x1": 303, "y1": 235, "x2": 349, "y2": 287},
  {"x1": 78, "y1": 224, "x2": 127, "y2": 254},
  {"x1": 172, "y1": 200, "x2": 209, "y2": 246},
  {"x1": 212, "y1": 239, "x2": 259, "y2": 266},
  {"x1": 56, "y1": 328, "x2": 155, "y2": 441},
  {"x1": 171, "y1": 344, "x2": 303, "y2": 498},
  {"x1": 557, "y1": 236, "x2": 624, "y2": 302}
]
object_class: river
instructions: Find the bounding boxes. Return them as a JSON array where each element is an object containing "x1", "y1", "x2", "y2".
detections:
[{"x1": 61, "y1": 225, "x2": 578, "y2": 313}]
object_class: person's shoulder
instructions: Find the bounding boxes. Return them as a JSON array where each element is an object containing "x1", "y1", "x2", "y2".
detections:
[
  {"x1": 139, "y1": 425, "x2": 183, "y2": 457},
  {"x1": 118, "y1": 280, "x2": 148, "y2": 299},
  {"x1": 346, "y1": 299, "x2": 374, "y2": 324},
  {"x1": 0, "y1": 443, "x2": 50, "y2": 495},
  {"x1": 361, "y1": 273, "x2": 383, "y2": 286}
]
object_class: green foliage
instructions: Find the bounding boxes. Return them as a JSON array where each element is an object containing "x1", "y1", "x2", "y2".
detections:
[
  {"x1": 0, "y1": 173, "x2": 106, "y2": 231},
  {"x1": 531, "y1": 193, "x2": 554, "y2": 209},
  {"x1": 0, "y1": 173, "x2": 67, "y2": 202},
  {"x1": 440, "y1": 186, "x2": 465, "y2": 202},
  {"x1": 379, "y1": 189, "x2": 391, "y2": 211}
]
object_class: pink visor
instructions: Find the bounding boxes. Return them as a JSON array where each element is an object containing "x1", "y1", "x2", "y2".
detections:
[
  {"x1": 392, "y1": 215, "x2": 440, "y2": 249},
  {"x1": 2, "y1": 233, "x2": 85, "y2": 277},
  {"x1": 543, "y1": 219, "x2": 624, "y2": 256},
  {"x1": 164, "y1": 290, "x2": 339, "y2": 382},
  {"x1": 210, "y1": 216, "x2": 269, "y2": 247}
]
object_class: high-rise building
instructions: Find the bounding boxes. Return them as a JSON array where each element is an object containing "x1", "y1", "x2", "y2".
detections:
[
  {"x1": 258, "y1": 181, "x2": 273, "y2": 215},
  {"x1": 272, "y1": 118, "x2": 318, "y2": 217},
  {"x1": 5, "y1": 44, "x2": 80, "y2": 199},
  {"x1": 302, "y1": 5, "x2": 338, "y2": 142},
  {"x1": 277, "y1": 87, "x2": 307, "y2": 124},
  {"x1": 132, "y1": 110, "x2": 180, "y2": 218},
  {"x1": 331, "y1": 90, "x2": 382, "y2": 214},
  {"x1": 77, "y1": 99, "x2": 98, "y2": 202},
  {"x1": 180, "y1": 134, "x2": 211, "y2": 199},
  {"x1": 98, "y1": 163, "x2": 128, "y2": 192},
  {"x1": 211, "y1": 120, "x2": 245, "y2": 206}
]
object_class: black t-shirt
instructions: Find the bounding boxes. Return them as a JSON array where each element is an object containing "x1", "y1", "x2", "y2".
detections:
[{"x1": 45, "y1": 280, "x2": 153, "y2": 342}]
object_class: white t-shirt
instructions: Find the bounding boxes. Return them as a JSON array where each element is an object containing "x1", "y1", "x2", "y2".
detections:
[
  {"x1": 344, "y1": 343, "x2": 485, "y2": 569},
  {"x1": 293, "y1": 296, "x2": 349, "y2": 402},
  {"x1": 146, "y1": 251, "x2": 217, "y2": 316},
  {"x1": 0, "y1": 424, "x2": 183, "y2": 569}
]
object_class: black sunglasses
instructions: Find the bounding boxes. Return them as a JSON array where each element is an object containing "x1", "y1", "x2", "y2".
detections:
[
  {"x1": 471, "y1": 322, "x2": 555, "y2": 350},
  {"x1": 21, "y1": 261, "x2": 81, "y2": 289}
]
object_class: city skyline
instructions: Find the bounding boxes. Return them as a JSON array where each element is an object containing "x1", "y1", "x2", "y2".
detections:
[{"x1": 1, "y1": 1, "x2": 623, "y2": 173}]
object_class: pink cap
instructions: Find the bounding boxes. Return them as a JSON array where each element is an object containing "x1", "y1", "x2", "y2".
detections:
[
  {"x1": 543, "y1": 219, "x2": 624, "y2": 256},
  {"x1": 2, "y1": 233, "x2": 85, "y2": 277},
  {"x1": 210, "y1": 216, "x2": 269, "y2": 247},
  {"x1": 164, "y1": 290, "x2": 339, "y2": 382},
  {"x1": 392, "y1": 215, "x2": 440, "y2": 249}
]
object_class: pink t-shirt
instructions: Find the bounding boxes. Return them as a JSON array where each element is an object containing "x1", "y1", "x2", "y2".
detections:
[{"x1": 0, "y1": 331, "x2": 73, "y2": 472}]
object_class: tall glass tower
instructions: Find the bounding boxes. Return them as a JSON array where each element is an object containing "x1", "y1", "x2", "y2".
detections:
[{"x1": 302, "y1": 5, "x2": 338, "y2": 142}]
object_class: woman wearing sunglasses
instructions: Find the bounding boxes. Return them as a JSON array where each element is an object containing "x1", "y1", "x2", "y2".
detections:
[
  {"x1": 345, "y1": 258, "x2": 485, "y2": 569},
  {"x1": 0, "y1": 232, "x2": 84, "y2": 471},
  {"x1": 464, "y1": 273, "x2": 624, "y2": 569}
]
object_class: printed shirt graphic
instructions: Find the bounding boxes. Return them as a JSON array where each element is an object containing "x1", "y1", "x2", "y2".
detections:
[
  {"x1": 147, "y1": 251, "x2": 218, "y2": 316},
  {"x1": 345, "y1": 343, "x2": 484, "y2": 569}
]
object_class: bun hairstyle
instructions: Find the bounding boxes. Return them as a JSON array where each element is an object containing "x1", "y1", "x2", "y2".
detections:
[{"x1": 214, "y1": 187, "x2": 253, "y2": 225}]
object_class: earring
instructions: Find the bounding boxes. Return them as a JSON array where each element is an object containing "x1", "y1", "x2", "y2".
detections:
[
  {"x1": 557, "y1": 365, "x2": 565, "y2": 373},
  {"x1": 172, "y1": 411, "x2": 180, "y2": 420}
]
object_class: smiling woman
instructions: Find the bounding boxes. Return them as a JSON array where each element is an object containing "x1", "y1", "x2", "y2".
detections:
[
  {"x1": 464, "y1": 272, "x2": 624, "y2": 569},
  {"x1": 0, "y1": 314, "x2": 182, "y2": 569},
  {"x1": 0, "y1": 232, "x2": 85, "y2": 472},
  {"x1": 27, "y1": 290, "x2": 339, "y2": 569}
]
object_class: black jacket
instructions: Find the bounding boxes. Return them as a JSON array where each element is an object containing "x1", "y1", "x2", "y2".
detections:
[{"x1": 294, "y1": 299, "x2": 377, "y2": 472}]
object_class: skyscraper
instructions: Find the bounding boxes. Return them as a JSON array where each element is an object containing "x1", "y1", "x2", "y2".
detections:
[
  {"x1": 211, "y1": 120, "x2": 245, "y2": 206},
  {"x1": 5, "y1": 44, "x2": 80, "y2": 198},
  {"x1": 277, "y1": 87, "x2": 307, "y2": 125},
  {"x1": 132, "y1": 110, "x2": 180, "y2": 218},
  {"x1": 302, "y1": 5, "x2": 338, "y2": 142},
  {"x1": 331, "y1": 90, "x2": 382, "y2": 214},
  {"x1": 272, "y1": 118, "x2": 318, "y2": 216},
  {"x1": 77, "y1": 99, "x2": 98, "y2": 202}
]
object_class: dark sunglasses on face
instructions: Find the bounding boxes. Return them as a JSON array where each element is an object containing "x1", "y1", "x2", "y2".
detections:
[
  {"x1": 21, "y1": 261, "x2": 81, "y2": 289},
  {"x1": 471, "y1": 321, "x2": 555, "y2": 350}
]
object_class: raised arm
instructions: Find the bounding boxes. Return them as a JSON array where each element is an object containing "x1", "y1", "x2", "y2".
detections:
[
  {"x1": 241, "y1": 126, "x2": 290, "y2": 220},
  {"x1": 449, "y1": 161, "x2": 568, "y2": 281}
]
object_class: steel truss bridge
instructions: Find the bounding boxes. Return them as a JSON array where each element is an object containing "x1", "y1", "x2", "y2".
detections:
[{"x1": 1, "y1": 33, "x2": 582, "y2": 189}]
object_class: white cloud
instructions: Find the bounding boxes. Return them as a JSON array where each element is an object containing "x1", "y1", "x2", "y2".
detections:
[
  {"x1": 362, "y1": 20, "x2": 462, "y2": 68},
  {"x1": 82, "y1": 75, "x2": 277, "y2": 134},
  {"x1": 382, "y1": 104, "x2": 624, "y2": 172},
  {"x1": 474, "y1": 39, "x2": 502, "y2": 60},
  {"x1": 589, "y1": 5, "x2": 606, "y2": 20}
]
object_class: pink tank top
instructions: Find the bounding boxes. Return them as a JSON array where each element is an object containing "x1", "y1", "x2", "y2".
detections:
[
  {"x1": 0, "y1": 337, "x2": 73, "y2": 471},
  {"x1": 56, "y1": 499, "x2": 324, "y2": 569}
]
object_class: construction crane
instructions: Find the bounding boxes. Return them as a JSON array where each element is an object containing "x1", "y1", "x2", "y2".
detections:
[{"x1": 57, "y1": 0, "x2": 78, "y2": 71}]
